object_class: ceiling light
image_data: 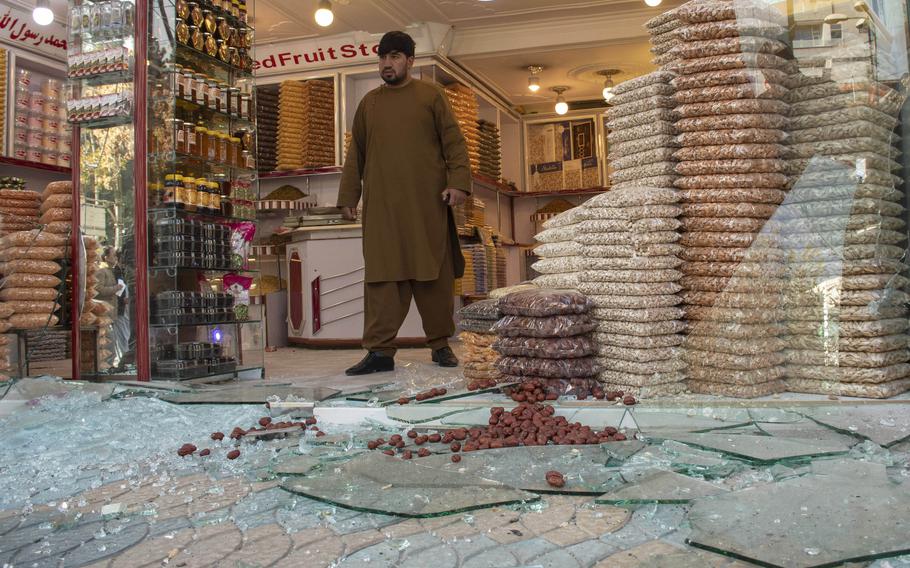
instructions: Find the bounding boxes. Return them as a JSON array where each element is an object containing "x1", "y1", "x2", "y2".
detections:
[
  {"x1": 551, "y1": 86, "x2": 569, "y2": 115},
  {"x1": 527, "y1": 65, "x2": 543, "y2": 93},
  {"x1": 33, "y1": 0, "x2": 53, "y2": 26},
  {"x1": 597, "y1": 69, "x2": 621, "y2": 103},
  {"x1": 315, "y1": 0, "x2": 334, "y2": 27},
  {"x1": 645, "y1": 0, "x2": 663, "y2": 6}
]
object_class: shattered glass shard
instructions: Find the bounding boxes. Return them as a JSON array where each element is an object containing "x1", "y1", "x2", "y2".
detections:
[
  {"x1": 386, "y1": 404, "x2": 479, "y2": 424},
  {"x1": 755, "y1": 420, "x2": 861, "y2": 447},
  {"x1": 602, "y1": 440, "x2": 648, "y2": 465},
  {"x1": 160, "y1": 385, "x2": 340, "y2": 404},
  {"x1": 596, "y1": 470, "x2": 728, "y2": 504},
  {"x1": 654, "y1": 433, "x2": 850, "y2": 464},
  {"x1": 629, "y1": 411, "x2": 752, "y2": 434},
  {"x1": 279, "y1": 451, "x2": 539, "y2": 517},
  {"x1": 416, "y1": 445, "x2": 625, "y2": 494},
  {"x1": 799, "y1": 406, "x2": 910, "y2": 448},
  {"x1": 272, "y1": 456, "x2": 320, "y2": 475},
  {"x1": 687, "y1": 457, "x2": 910, "y2": 567}
]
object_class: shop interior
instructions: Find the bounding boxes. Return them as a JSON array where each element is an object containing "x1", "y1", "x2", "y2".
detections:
[{"x1": 0, "y1": 0, "x2": 909, "y2": 566}]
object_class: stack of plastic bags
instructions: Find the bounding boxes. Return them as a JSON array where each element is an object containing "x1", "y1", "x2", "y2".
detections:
[
  {"x1": 492, "y1": 289, "x2": 598, "y2": 396},
  {"x1": 0, "y1": 177, "x2": 40, "y2": 237},
  {"x1": 477, "y1": 119, "x2": 501, "y2": 180},
  {"x1": 256, "y1": 86, "x2": 278, "y2": 172},
  {"x1": 670, "y1": 0, "x2": 791, "y2": 397},
  {"x1": 573, "y1": 187, "x2": 688, "y2": 397},
  {"x1": 531, "y1": 207, "x2": 585, "y2": 290},
  {"x1": 647, "y1": 7, "x2": 683, "y2": 69},
  {"x1": 277, "y1": 79, "x2": 335, "y2": 170},
  {"x1": 0, "y1": 229, "x2": 65, "y2": 330},
  {"x1": 781, "y1": 76, "x2": 909, "y2": 398},
  {"x1": 444, "y1": 83, "x2": 480, "y2": 173},
  {"x1": 607, "y1": 72, "x2": 679, "y2": 190},
  {"x1": 458, "y1": 299, "x2": 502, "y2": 390}
]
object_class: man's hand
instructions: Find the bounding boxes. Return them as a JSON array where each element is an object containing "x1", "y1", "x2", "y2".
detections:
[
  {"x1": 340, "y1": 206, "x2": 358, "y2": 221},
  {"x1": 441, "y1": 188, "x2": 468, "y2": 207}
]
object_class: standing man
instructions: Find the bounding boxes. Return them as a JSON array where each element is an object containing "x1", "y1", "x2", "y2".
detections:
[{"x1": 338, "y1": 30, "x2": 471, "y2": 376}]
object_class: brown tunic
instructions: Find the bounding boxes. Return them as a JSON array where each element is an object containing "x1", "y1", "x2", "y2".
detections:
[{"x1": 337, "y1": 79, "x2": 471, "y2": 283}]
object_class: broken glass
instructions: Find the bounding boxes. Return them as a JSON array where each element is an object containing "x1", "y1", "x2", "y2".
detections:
[
  {"x1": 687, "y1": 458, "x2": 910, "y2": 567},
  {"x1": 415, "y1": 445, "x2": 625, "y2": 494},
  {"x1": 626, "y1": 410, "x2": 752, "y2": 434},
  {"x1": 279, "y1": 451, "x2": 539, "y2": 517},
  {"x1": 655, "y1": 433, "x2": 850, "y2": 464},
  {"x1": 799, "y1": 406, "x2": 910, "y2": 448},
  {"x1": 596, "y1": 470, "x2": 728, "y2": 504},
  {"x1": 159, "y1": 385, "x2": 340, "y2": 404},
  {"x1": 271, "y1": 456, "x2": 320, "y2": 476},
  {"x1": 754, "y1": 420, "x2": 861, "y2": 447},
  {"x1": 386, "y1": 404, "x2": 480, "y2": 424}
]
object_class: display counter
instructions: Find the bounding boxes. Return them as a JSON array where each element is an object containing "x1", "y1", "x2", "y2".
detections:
[{"x1": 285, "y1": 223, "x2": 426, "y2": 347}]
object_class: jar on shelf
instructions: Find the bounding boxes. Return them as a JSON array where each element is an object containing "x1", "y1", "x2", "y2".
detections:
[
  {"x1": 204, "y1": 32, "x2": 217, "y2": 57},
  {"x1": 172, "y1": 117, "x2": 186, "y2": 153},
  {"x1": 181, "y1": 69, "x2": 195, "y2": 99},
  {"x1": 209, "y1": 182, "x2": 222, "y2": 214},
  {"x1": 193, "y1": 73, "x2": 207, "y2": 104},
  {"x1": 225, "y1": 87, "x2": 238, "y2": 117},
  {"x1": 42, "y1": 79, "x2": 61, "y2": 100},
  {"x1": 228, "y1": 136, "x2": 241, "y2": 167},
  {"x1": 174, "y1": 64, "x2": 186, "y2": 97},
  {"x1": 166, "y1": 174, "x2": 186, "y2": 208},
  {"x1": 196, "y1": 125, "x2": 208, "y2": 158},
  {"x1": 28, "y1": 113, "x2": 44, "y2": 131},
  {"x1": 184, "y1": 177, "x2": 197, "y2": 212},
  {"x1": 189, "y1": 2, "x2": 203, "y2": 26},
  {"x1": 207, "y1": 80, "x2": 221, "y2": 111},
  {"x1": 13, "y1": 127, "x2": 27, "y2": 148},
  {"x1": 229, "y1": 47, "x2": 240, "y2": 69},
  {"x1": 177, "y1": 0, "x2": 189, "y2": 20},
  {"x1": 185, "y1": 121, "x2": 197, "y2": 155},
  {"x1": 203, "y1": 9, "x2": 216, "y2": 33},
  {"x1": 207, "y1": 130, "x2": 218, "y2": 161},
  {"x1": 27, "y1": 129, "x2": 43, "y2": 149},
  {"x1": 41, "y1": 151, "x2": 58, "y2": 166},
  {"x1": 16, "y1": 68, "x2": 31, "y2": 90},
  {"x1": 45, "y1": 98, "x2": 60, "y2": 120},
  {"x1": 231, "y1": 0, "x2": 240, "y2": 18},
  {"x1": 240, "y1": 93, "x2": 252, "y2": 120},
  {"x1": 12, "y1": 142, "x2": 27, "y2": 161},
  {"x1": 190, "y1": 25, "x2": 204, "y2": 51},
  {"x1": 57, "y1": 153, "x2": 71, "y2": 169},
  {"x1": 241, "y1": 149, "x2": 254, "y2": 170},
  {"x1": 57, "y1": 134, "x2": 71, "y2": 154},
  {"x1": 217, "y1": 132, "x2": 228, "y2": 163},
  {"x1": 14, "y1": 88, "x2": 29, "y2": 112},
  {"x1": 42, "y1": 132, "x2": 58, "y2": 151},
  {"x1": 197, "y1": 178, "x2": 211, "y2": 213},
  {"x1": 13, "y1": 111, "x2": 28, "y2": 131}
]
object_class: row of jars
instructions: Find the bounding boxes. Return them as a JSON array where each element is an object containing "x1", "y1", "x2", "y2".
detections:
[
  {"x1": 174, "y1": 65, "x2": 253, "y2": 120},
  {"x1": 172, "y1": 120, "x2": 254, "y2": 169},
  {"x1": 14, "y1": 128, "x2": 72, "y2": 154},
  {"x1": 178, "y1": 0, "x2": 249, "y2": 26},
  {"x1": 154, "y1": 174, "x2": 254, "y2": 218}
]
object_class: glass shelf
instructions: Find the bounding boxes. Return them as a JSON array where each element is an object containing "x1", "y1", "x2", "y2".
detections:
[
  {"x1": 150, "y1": 319, "x2": 261, "y2": 329},
  {"x1": 68, "y1": 68, "x2": 135, "y2": 87},
  {"x1": 154, "y1": 364, "x2": 264, "y2": 382},
  {"x1": 150, "y1": 151, "x2": 256, "y2": 176},
  {"x1": 149, "y1": 263, "x2": 260, "y2": 273},
  {"x1": 174, "y1": 97, "x2": 255, "y2": 129},
  {"x1": 70, "y1": 115, "x2": 133, "y2": 130},
  {"x1": 149, "y1": 205, "x2": 256, "y2": 223},
  {"x1": 176, "y1": 43, "x2": 252, "y2": 79}
]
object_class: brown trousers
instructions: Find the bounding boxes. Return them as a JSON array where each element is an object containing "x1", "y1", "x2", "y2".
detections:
[{"x1": 362, "y1": 244, "x2": 455, "y2": 356}]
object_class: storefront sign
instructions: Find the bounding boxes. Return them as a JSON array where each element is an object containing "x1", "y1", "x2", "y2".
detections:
[
  {"x1": 0, "y1": 3, "x2": 67, "y2": 60},
  {"x1": 254, "y1": 22, "x2": 452, "y2": 76}
]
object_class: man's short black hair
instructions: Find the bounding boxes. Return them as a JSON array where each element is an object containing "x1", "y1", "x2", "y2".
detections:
[{"x1": 378, "y1": 31, "x2": 416, "y2": 58}]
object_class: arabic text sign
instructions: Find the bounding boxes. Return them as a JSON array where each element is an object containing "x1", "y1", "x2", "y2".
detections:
[{"x1": 0, "y1": 6, "x2": 67, "y2": 61}]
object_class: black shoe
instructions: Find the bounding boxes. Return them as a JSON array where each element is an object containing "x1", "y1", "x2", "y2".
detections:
[
  {"x1": 431, "y1": 346, "x2": 459, "y2": 368},
  {"x1": 345, "y1": 352, "x2": 395, "y2": 376}
]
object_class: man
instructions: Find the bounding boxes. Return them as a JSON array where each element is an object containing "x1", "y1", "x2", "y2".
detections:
[{"x1": 338, "y1": 30, "x2": 471, "y2": 376}]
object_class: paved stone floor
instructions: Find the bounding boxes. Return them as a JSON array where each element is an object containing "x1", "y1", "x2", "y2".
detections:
[{"x1": 2, "y1": 348, "x2": 910, "y2": 567}]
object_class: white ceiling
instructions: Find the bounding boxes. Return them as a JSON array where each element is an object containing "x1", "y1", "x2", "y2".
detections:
[{"x1": 254, "y1": 0, "x2": 676, "y2": 110}]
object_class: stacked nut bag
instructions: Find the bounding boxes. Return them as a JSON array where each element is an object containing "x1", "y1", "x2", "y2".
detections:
[
  {"x1": 780, "y1": 75, "x2": 910, "y2": 398},
  {"x1": 477, "y1": 119, "x2": 502, "y2": 180},
  {"x1": 0, "y1": 177, "x2": 40, "y2": 236},
  {"x1": 457, "y1": 298, "x2": 502, "y2": 390},
  {"x1": 277, "y1": 79, "x2": 335, "y2": 170},
  {"x1": 647, "y1": 7, "x2": 684, "y2": 68},
  {"x1": 444, "y1": 83, "x2": 481, "y2": 173},
  {"x1": 668, "y1": 0, "x2": 791, "y2": 397},
  {"x1": 530, "y1": 207, "x2": 585, "y2": 290},
  {"x1": 256, "y1": 86, "x2": 278, "y2": 172},
  {"x1": 573, "y1": 187, "x2": 688, "y2": 397},
  {"x1": 0, "y1": 228, "x2": 66, "y2": 330},
  {"x1": 492, "y1": 289, "x2": 598, "y2": 397},
  {"x1": 607, "y1": 71, "x2": 679, "y2": 190}
]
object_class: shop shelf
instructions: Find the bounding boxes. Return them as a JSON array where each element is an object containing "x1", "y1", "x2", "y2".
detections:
[
  {"x1": 149, "y1": 151, "x2": 257, "y2": 176},
  {"x1": 255, "y1": 199, "x2": 311, "y2": 212},
  {"x1": 69, "y1": 114, "x2": 133, "y2": 130},
  {"x1": 176, "y1": 44, "x2": 252, "y2": 79},
  {"x1": 0, "y1": 156, "x2": 71, "y2": 174},
  {"x1": 67, "y1": 68, "x2": 134, "y2": 87},
  {"x1": 174, "y1": 97, "x2": 255, "y2": 129},
  {"x1": 149, "y1": 205, "x2": 256, "y2": 223},
  {"x1": 259, "y1": 166, "x2": 343, "y2": 178},
  {"x1": 149, "y1": 262, "x2": 259, "y2": 274},
  {"x1": 150, "y1": 318, "x2": 261, "y2": 329},
  {"x1": 174, "y1": 364, "x2": 264, "y2": 382}
]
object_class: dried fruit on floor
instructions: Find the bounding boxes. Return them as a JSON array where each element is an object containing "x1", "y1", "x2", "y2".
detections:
[
  {"x1": 259, "y1": 417, "x2": 272, "y2": 427},
  {"x1": 451, "y1": 454, "x2": 462, "y2": 463},
  {"x1": 546, "y1": 471, "x2": 565, "y2": 488},
  {"x1": 199, "y1": 448, "x2": 211, "y2": 456},
  {"x1": 418, "y1": 448, "x2": 431, "y2": 457},
  {"x1": 211, "y1": 432, "x2": 225, "y2": 441},
  {"x1": 398, "y1": 397, "x2": 410, "y2": 405},
  {"x1": 623, "y1": 395, "x2": 637, "y2": 405},
  {"x1": 227, "y1": 449, "x2": 241, "y2": 460}
]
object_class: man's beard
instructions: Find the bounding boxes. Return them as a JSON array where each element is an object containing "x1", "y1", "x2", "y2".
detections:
[{"x1": 382, "y1": 68, "x2": 405, "y2": 85}]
